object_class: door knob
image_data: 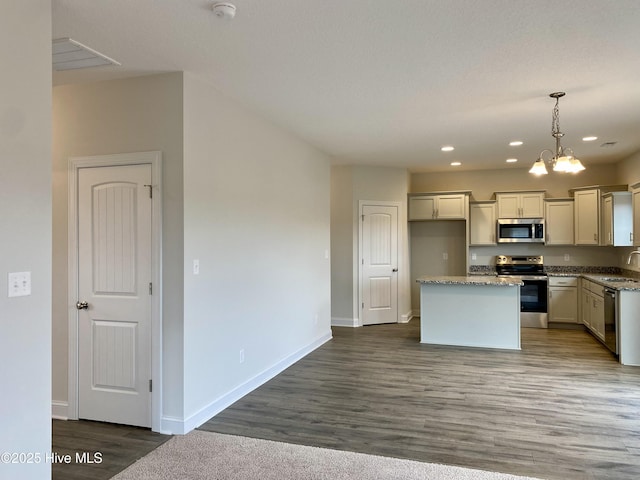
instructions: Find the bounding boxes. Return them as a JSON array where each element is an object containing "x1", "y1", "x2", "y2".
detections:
[
  {"x1": 76, "y1": 301, "x2": 89, "y2": 310},
  {"x1": 392, "y1": 268, "x2": 398, "y2": 272}
]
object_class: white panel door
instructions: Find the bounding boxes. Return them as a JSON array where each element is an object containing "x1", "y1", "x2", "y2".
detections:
[
  {"x1": 77, "y1": 164, "x2": 152, "y2": 427},
  {"x1": 361, "y1": 205, "x2": 398, "y2": 325}
]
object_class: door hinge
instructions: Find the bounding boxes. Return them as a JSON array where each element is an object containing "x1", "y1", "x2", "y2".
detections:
[
  {"x1": 149, "y1": 379, "x2": 153, "y2": 392},
  {"x1": 149, "y1": 282, "x2": 153, "y2": 295},
  {"x1": 144, "y1": 184, "x2": 153, "y2": 198},
  {"x1": 362, "y1": 302, "x2": 364, "y2": 309}
]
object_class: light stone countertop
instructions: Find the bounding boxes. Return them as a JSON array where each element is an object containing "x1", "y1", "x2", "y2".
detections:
[
  {"x1": 416, "y1": 275, "x2": 523, "y2": 286},
  {"x1": 581, "y1": 274, "x2": 640, "y2": 292}
]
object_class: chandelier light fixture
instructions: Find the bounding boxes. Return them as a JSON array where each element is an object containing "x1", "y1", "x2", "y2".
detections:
[{"x1": 529, "y1": 92, "x2": 586, "y2": 175}]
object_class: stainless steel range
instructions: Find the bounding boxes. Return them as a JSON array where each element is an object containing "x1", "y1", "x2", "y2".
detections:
[{"x1": 496, "y1": 255, "x2": 548, "y2": 328}]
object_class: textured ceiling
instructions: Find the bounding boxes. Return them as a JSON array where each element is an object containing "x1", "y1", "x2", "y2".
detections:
[{"x1": 52, "y1": 0, "x2": 640, "y2": 172}]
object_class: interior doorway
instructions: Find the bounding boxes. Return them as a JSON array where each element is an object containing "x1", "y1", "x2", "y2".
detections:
[
  {"x1": 68, "y1": 151, "x2": 162, "y2": 431},
  {"x1": 359, "y1": 202, "x2": 400, "y2": 325}
]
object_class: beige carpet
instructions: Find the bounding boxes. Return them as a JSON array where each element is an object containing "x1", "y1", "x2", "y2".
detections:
[{"x1": 113, "y1": 430, "x2": 543, "y2": 480}]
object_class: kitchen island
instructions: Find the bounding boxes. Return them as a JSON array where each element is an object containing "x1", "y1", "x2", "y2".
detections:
[{"x1": 417, "y1": 276, "x2": 523, "y2": 350}]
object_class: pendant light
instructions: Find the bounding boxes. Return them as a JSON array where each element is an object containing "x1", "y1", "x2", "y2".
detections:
[{"x1": 529, "y1": 92, "x2": 586, "y2": 175}]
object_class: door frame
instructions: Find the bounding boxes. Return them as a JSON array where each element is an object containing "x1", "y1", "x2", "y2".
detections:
[
  {"x1": 67, "y1": 151, "x2": 163, "y2": 432},
  {"x1": 358, "y1": 200, "x2": 401, "y2": 326}
]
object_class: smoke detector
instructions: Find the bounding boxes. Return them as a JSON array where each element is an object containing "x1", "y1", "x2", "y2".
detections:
[{"x1": 212, "y1": 2, "x2": 236, "y2": 20}]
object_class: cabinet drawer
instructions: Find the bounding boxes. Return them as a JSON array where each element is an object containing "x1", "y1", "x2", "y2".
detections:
[
  {"x1": 549, "y1": 276, "x2": 578, "y2": 287},
  {"x1": 591, "y1": 283, "x2": 605, "y2": 297}
]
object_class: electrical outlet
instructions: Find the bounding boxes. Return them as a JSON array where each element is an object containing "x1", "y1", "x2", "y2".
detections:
[
  {"x1": 239, "y1": 349, "x2": 245, "y2": 364},
  {"x1": 564, "y1": 254, "x2": 570, "y2": 262},
  {"x1": 471, "y1": 253, "x2": 477, "y2": 261},
  {"x1": 193, "y1": 259, "x2": 200, "y2": 275},
  {"x1": 443, "y1": 252, "x2": 448, "y2": 261}
]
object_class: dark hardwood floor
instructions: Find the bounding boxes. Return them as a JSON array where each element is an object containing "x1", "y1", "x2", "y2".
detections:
[
  {"x1": 200, "y1": 322, "x2": 640, "y2": 480},
  {"x1": 52, "y1": 419, "x2": 169, "y2": 480}
]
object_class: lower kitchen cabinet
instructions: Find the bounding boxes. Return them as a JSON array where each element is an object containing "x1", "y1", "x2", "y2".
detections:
[
  {"x1": 548, "y1": 277, "x2": 578, "y2": 323},
  {"x1": 581, "y1": 279, "x2": 605, "y2": 341}
]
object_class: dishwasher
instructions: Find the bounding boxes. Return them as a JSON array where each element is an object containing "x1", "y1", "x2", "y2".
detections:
[{"x1": 604, "y1": 288, "x2": 618, "y2": 355}]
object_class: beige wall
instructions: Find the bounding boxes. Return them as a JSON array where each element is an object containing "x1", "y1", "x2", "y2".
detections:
[
  {"x1": 410, "y1": 221, "x2": 466, "y2": 311},
  {"x1": 330, "y1": 165, "x2": 355, "y2": 322},
  {"x1": 617, "y1": 151, "x2": 640, "y2": 273},
  {"x1": 52, "y1": 73, "x2": 185, "y2": 419},
  {"x1": 617, "y1": 151, "x2": 640, "y2": 186},
  {"x1": 330, "y1": 165, "x2": 411, "y2": 323},
  {"x1": 182, "y1": 72, "x2": 331, "y2": 424},
  {"x1": 0, "y1": 2, "x2": 52, "y2": 478},
  {"x1": 411, "y1": 163, "x2": 620, "y2": 199}
]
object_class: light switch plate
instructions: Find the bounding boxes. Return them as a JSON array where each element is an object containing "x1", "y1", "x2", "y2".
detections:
[{"x1": 8, "y1": 271, "x2": 31, "y2": 297}]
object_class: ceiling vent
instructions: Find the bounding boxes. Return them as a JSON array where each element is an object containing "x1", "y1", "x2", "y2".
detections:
[{"x1": 52, "y1": 38, "x2": 120, "y2": 71}]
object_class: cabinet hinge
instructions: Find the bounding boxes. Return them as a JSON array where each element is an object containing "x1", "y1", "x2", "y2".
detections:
[
  {"x1": 149, "y1": 282, "x2": 153, "y2": 295},
  {"x1": 149, "y1": 379, "x2": 153, "y2": 392}
]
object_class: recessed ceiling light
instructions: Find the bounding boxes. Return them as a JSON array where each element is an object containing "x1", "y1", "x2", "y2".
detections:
[
  {"x1": 509, "y1": 141, "x2": 523, "y2": 146},
  {"x1": 506, "y1": 158, "x2": 518, "y2": 163},
  {"x1": 450, "y1": 161, "x2": 461, "y2": 166},
  {"x1": 441, "y1": 146, "x2": 455, "y2": 152},
  {"x1": 582, "y1": 136, "x2": 598, "y2": 142}
]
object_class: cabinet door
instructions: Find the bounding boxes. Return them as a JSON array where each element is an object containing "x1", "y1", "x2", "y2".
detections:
[
  {"x1": 633, "y1": 187, "x2": 640, "y2": 246},
  {"x1": 581, "y1": 289, "x2": 591, "y2": 328},
  {"x1": 469, "y1": 203, "x2": 496, "y2": 245},
  {"x1": 574, "y1": 190, "x2": 600, "y2": 245},
  {"x1": 602, "y1": 196, "x2": 613, "y2": 246},
  {"x1": 549, "y1": 286, "x2": 578, "y2": 323},
  {"x1": 520, "y1": 193, "x2": 544, "y2": 218},
  {"x1": 591, "y1": 294, "x2": 605, "y2": 341},
  {"x1": 437, "y1": 194, "x2": 467, "y2": 219},
  {"x1": 545, "y1": 201, "x2": 574, "y2": 245},
  {"x1": 496, "y1": 194, "x2": 520, "y2": 218},
  {"x1": 408, "y1": 196, "x2": 436, "y2": 220}
]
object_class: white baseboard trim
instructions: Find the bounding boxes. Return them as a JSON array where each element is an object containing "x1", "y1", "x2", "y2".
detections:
[
  {"x1": 52, "y1": 401, "x2": 69, "y2": 420},
  {"x1": 161, "y1": 331, "x2": 333, "y2": 435},
  {"x1": 399, "y1": 310, "x2": 414, "y2": 323},
  {"x1": 331, "y1": 316, "x2": 360, "y2": 327}
]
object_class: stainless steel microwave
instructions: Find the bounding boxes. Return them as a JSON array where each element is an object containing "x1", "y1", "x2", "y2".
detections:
[{"x1": 497, "y1": 218, "x2": 545, "y2": 243}]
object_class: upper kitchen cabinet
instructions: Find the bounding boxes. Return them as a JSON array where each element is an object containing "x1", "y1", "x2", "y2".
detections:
[
  {"x1": 602, "y1": 192, "x2": 632, "y2": 246},
  {"x1": 573, "y1": 189, "x2": 600, "y2": 245},
  {"x1": 571, "y1": 185, "x2": 628, "y2": 246},
  {"x1": 408, "y1": 192, "x2": 470, "y2": 221},
  {"x1": 469, "y1": 201, "x2": 496, "y2": 245},
  {"x1": 544, "y1": 199, "x2": 574, "y2": 245},
  {"x1": 632, "y1": 182, "x2": 640, "y2": 247},
  {"x1": 495, "y1": 191, "x2": 545, "y2": 218}
]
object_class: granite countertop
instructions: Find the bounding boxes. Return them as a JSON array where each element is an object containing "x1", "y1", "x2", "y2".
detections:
[
  {"x1": 580, "y1": 274, "x2": 640, "y2": 292},
  {"x1": 469, "y1": 266, "x2": 640, "y2": 291},
  {"x1": 416, "y1": 275, "x2": 523, "y2": 286}
]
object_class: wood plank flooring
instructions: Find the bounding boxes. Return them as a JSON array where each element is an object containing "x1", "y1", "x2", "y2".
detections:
[
  {"x1": 52, "y1": 419, "x2": 169, "y2": 480},
  {"x1": 200, "y1": 322, "x2": 640, "y2": 480}
]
